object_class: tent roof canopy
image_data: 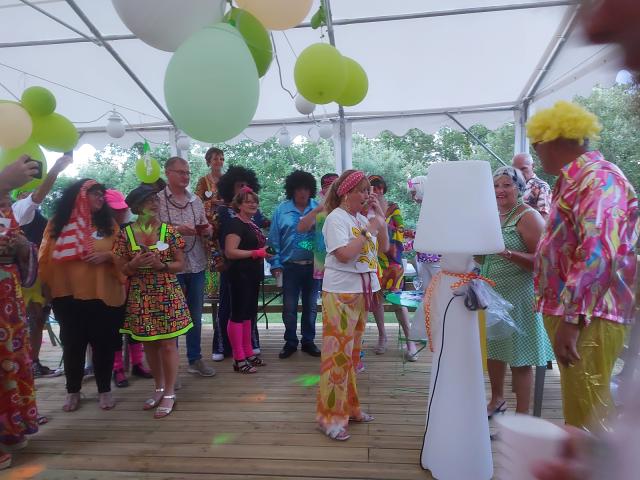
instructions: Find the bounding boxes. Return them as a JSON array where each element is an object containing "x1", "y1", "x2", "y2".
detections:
[{"x1": 0, "y1": 0, "x2": 622, "y2": 148}]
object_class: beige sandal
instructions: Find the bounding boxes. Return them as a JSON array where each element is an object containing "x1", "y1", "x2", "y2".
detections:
[
  {"x1": 350, "y1": 412, "x2": 375, "y2": 423},
  {"x1": 318, "y1": 425, "x2": 350, "y2": 441},
  {"x1": 62, "y1": 392, "x2": 81, "y2": 412}
]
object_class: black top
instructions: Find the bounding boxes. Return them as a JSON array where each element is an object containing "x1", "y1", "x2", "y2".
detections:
[
  {"x1": 22, "y1": 209, "x2": 48, "y2": 247},
  {"x1": 226, "y1": 217, "x2": 264, "y2": 277},
  {"x1": 217, "y1": 205, "x2": 267, "y2": 251}
]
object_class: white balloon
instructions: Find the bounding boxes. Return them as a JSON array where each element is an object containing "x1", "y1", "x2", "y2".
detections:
[
  {"x1": 295, "y1": 95, "x2": 316, "y2": 115},
  {"x1": 319, "y1": 121, "x2": 333, "y2": 139},
  {"x1": 112, "y1": 0, "x2": 226, "y2": 52}
]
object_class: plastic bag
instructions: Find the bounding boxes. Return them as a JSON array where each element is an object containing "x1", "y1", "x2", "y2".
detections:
[{"x1": 456, "y1": 278, "x2": 521, "y2": 341}]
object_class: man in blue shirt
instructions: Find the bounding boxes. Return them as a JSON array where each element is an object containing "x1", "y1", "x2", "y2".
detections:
[{"x1": 268, "y1": 170, "x2": 321, "y2": 358}]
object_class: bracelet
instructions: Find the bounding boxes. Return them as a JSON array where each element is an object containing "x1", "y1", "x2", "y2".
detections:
[{"x1": 503, "y1": 249, "x2": 513, "y2": 260}]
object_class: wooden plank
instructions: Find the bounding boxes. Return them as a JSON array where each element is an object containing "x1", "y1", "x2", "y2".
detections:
[{"x1": 16, "y1": 324, "x2": 563, "y2": 479}]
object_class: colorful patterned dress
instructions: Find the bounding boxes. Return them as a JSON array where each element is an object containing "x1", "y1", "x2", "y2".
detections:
[
  {"x1": 377, "y1": 202, "x2": 405, "y2": 291},
  {"x1": 0, "y1": 211, "x2": 38, "y2": 445},
  {"x1": 114, "y1": 223, "x2": 193, "y2": 341},
  {"x1": 480, "y1": 207, "x2": 554, "y2": 367},
  {"x1": 195, "y1": 174, "x2": 221, "y2": 298}
]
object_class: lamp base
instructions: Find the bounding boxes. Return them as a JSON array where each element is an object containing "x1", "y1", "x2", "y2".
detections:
[{"x1": 420, "y1": 254, "x2": 493, "y2": 480}]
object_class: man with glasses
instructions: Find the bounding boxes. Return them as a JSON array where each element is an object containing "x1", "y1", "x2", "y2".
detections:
[{"x1": 158, "y1": 156, "x2": 216, "y2": 377}]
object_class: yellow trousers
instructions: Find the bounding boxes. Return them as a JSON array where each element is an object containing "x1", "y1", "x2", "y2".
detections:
[{"x1": 544, "y1": 315, "x2": 626, "y2": 433}]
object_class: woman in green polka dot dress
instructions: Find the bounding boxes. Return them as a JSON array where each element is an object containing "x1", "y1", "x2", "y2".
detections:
[{"x1": 480, "y1": 166, "x2": 554, "y2": 416}]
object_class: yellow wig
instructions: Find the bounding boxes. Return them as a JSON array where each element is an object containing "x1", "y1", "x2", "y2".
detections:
[{"x1": 526, "y1": 101, "x2": 602, "y2": 145}]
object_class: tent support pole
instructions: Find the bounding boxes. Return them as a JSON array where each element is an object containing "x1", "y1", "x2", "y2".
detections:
[
  {"x1": 323, "y1": 0, "x2": 348, "y2": 173},
  {"x1": 446, "y1": 113, "x2": 506, "y2": 166},
  {"x1": 64, "y1": 0, "x2": 176, "y2": 127},
  {"x1": 514, "y1": 100, "x2": 530, "y2": 155}
]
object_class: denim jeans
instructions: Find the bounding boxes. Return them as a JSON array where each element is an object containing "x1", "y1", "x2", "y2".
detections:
[
  {"x1": 177, "y1": 270, "x2": 206, "y2": 364},
  {"x1": 282, "y1": 263, "x2": 320, "y2": 349}
]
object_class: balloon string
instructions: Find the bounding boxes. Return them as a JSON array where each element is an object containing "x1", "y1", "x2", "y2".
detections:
[{"x1": 271, "y1": 33, "x2": 296, "y2": 99}]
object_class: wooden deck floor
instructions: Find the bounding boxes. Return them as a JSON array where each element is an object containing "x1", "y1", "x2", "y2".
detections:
[{"x1": 7, "y1": 323, "x2": 563, "y2": 480}]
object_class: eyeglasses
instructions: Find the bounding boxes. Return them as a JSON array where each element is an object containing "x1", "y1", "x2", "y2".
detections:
[{"x1": 168, "y1": 169, "x2": 191, "y2": 176}]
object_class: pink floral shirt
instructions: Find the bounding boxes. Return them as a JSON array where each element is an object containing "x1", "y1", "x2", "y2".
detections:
[{"x1": 535, "y1": 151, "x2": 640, "y2": 325}]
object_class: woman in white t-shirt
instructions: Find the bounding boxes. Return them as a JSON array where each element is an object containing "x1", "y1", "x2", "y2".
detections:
[{"x1": 316, "y1": 170, "x2": 389, "y2": 441}]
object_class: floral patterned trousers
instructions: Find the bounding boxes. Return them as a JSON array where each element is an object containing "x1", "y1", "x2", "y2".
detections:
[{"x1": 316, "y1": 292, "x2": 366, "y2": 433}]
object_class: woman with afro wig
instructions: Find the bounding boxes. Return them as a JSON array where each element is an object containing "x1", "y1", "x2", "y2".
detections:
[{"x1": 211, "y1": 166, "x2": 269, "y2": 361}]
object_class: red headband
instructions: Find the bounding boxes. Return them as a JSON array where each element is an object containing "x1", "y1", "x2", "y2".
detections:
[
  {"x1": 337, "y1": 171, "x2": 365, "y2": 197},
  {"x1": 240, "y1": 186, "x2": 254, "y2": 194}
]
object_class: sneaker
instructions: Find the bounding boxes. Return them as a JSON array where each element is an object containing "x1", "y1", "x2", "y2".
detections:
[
  {"x1": 187, "y1": 359, "x2": 216, "y2": 377},
  {"x1": 32, "y1": 361, "x2": 61, "y2": 378},
  {"x1": 211, "y1": 353, "x2": 224, "y2": 362},
  {"x1": 0, "y1": 453, "x2": 11, "y2": 470},
  {"x1": 113, "y1": 369, "x2": 129, "y2": 388},
  {"x1": 252, "y1": 348, "x2": 261, "y2": 355}
]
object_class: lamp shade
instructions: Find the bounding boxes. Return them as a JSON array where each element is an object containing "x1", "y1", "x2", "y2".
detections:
[
  {"x1": 176, "y1": 134, "x2": 190, "y2": 151},
  {"x1": 414, "y1": 160, "x2": 504, "y2": 255},
  {"x1": 106, "y1": 113, "x2": 125, "y2": 138}
]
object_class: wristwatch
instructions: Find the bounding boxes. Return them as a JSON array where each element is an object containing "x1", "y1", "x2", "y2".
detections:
[{"x1": 360, "y1": 228, "x2": 372, "y2": 239}]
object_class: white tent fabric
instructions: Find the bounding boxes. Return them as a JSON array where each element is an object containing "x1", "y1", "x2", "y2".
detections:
[{"x1": 0, "y1": 0, "x2": 623, "y2": 151}]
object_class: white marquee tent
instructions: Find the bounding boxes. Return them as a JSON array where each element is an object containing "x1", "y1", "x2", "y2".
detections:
[{"x1": 0, "y1": 0, "x2": 623, "y2": 170}]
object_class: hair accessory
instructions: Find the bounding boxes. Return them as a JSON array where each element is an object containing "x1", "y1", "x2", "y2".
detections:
[
  {"x1": 240, "y1": 186, "x2": 254, "y2": 194},
  {"x1": 337, "y1": 171, "x2": 365, "y2": 197}
]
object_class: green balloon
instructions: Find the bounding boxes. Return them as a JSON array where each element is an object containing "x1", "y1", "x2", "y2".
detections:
[
  {"x1": 31, "y1": 113, "x2": 78, "y2": 152},
  {"x1": 225, "y1": 8, "x2": 273, "y2": 78},
  {"x1": 0, "y1": 139, "x2": 46, "y2": 191},
  {"x1": 336, "y1": 57, "x2": 368, "y2": 107},
  {"x1": 21, "y1": 86, "x2": 57, "y2": 117},
  {"x1": 164, "y1": 23, "x2": 259, "y2": 143},
  {"x1": 135, "y1": 157, "x2": 161, "y2": 183},
  {"x1": 294, "y1": 43, "x2": 347, "y2": 105}
]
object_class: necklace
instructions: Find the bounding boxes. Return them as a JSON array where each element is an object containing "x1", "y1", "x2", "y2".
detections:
[
  {"x1": 163, "y1": 189, "x2": 197, "y2": 254},
  {"x1": 499, "y1": 203, "x2": 520, "y2": 217}
]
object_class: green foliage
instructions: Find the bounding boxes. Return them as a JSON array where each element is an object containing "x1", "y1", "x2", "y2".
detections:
[
  {"x1": 574, "y1": 84, "x2": 640, "y2": 192},
  {"x1": 42, "y1": 84, "x2": 640, "y2": 230}
]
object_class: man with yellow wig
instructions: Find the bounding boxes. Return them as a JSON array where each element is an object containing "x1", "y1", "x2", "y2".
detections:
[{"x1": 528, "y1": 101, "x2": 640, "y2": 432}]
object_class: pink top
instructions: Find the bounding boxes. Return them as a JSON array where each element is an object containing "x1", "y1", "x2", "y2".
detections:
[{"x1": 535, "y1": 151, "x2": 640, "y2": 325}]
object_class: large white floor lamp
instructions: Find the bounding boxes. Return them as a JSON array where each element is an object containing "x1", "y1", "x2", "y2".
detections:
[{"x1": 414, "y1": 160, "x2": 504, "y2": 480}]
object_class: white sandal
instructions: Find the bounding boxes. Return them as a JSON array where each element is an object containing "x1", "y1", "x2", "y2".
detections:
[
  {"x1": 154, "y1": 394, "x2": 177, "y2": 419},
  {"x1": 143, "y1": 388, "x2": 164, "y2": 411},
  {"x1": 349, "y1": 412, "x2": 375, "y2": 423}
]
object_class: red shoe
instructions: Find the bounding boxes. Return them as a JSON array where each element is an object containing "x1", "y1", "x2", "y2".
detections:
[
  {"x1": 113, "y1": 369, "x2": 129, "y2": 388},
  {"x1": 131, "y1": 363, "x2": 153, "y2": 379}
]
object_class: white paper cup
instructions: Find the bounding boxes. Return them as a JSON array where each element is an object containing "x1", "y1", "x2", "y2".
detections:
[{"x1": 495, "y1": 414, "x2": 568, "y2": 480}]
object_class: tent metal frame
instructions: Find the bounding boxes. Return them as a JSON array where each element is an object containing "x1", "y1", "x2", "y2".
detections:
[{"x1": 2, "y1": 0, "x2": 590, "y2": 170}]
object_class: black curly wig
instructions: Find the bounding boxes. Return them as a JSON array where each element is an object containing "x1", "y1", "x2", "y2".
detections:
[
  {"x1": 50, "y1": 179, "x2": 114, "y2": 239},
  {"x1": 284, "y1": 170, "x2": 317, "y2": 200},
  {"x1": 217, "y1": 165, "x2": 261, "y2": 203}
]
